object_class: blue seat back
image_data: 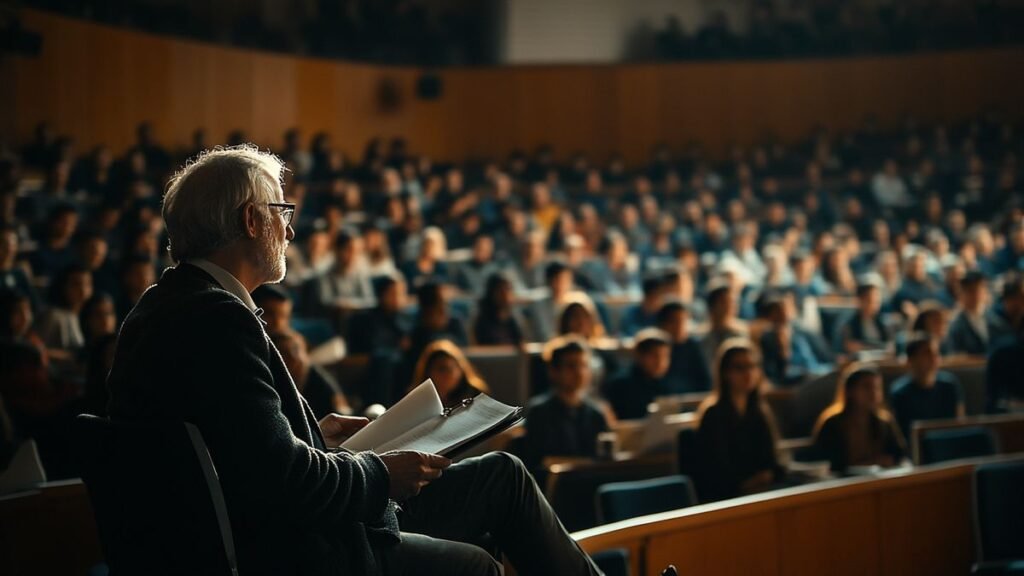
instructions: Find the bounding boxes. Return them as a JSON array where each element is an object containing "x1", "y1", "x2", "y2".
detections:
[
  {"x1": 975, "y1": 460, "x2": 1024, "y2": 562},
  {"x1": 920, "y1": 426, "x2": 998, "y2": 465},
  {"x1": 591, "y1": 548, "x2": 630, "y2": 576},
  {"x1": 597, "y1": 475, "x2": 697, "y2": 525}
]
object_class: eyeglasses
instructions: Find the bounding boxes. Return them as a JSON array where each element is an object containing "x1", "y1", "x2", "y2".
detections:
[{"x1": 267, "y1": 202, "x2": 296, "y2": 226}]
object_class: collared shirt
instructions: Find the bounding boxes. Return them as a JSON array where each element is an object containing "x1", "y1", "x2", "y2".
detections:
[
  {"x1": 965, "y1": 310, "x2": 989, "y2": 343},
  {"x1": 188, "y1": 258, "x2": 258, "y2": 312}
]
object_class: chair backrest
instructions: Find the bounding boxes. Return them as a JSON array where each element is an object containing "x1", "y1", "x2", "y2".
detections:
[
  {"x1": 596, "y1": 475, "x2": 697, "y2": 525},
  {"x1": 920, "y1": 426, "x2": 999, "y2": 465},
  {"x1": 974, "y1": 460, "x2": 1024, "y2": 562},
  {"x1": 73, "y1": 415, "x2": 238, "y2": 576},
  {"x1": 0, "y1": 439, "x2": 46, "y2": 496},
  {"x1": 591, "y1": 548, "x2": 630, "y2": 576}
]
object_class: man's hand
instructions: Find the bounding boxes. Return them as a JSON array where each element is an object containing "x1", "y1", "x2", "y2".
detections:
[
  {"x1": 379, "y1": 451, "x2": 452, "y2": 501},
  {"x1": 318, "y1": 414, "x2": 370, "y2": 449}
]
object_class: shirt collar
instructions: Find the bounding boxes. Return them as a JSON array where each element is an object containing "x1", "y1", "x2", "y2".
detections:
[{"x1": 187, "y1": 259, "x2": 258, "y2": 312}]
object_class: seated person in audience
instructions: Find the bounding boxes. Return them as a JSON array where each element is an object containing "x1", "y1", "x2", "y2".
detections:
[
  {"x1": 987, "y1": 272, "x2": 1024, "y2": 352},
  {"x1": 410, "y1": 339, "x2": 490, "y2": 408},
  {"x1": 38, "y1": 264, "x2": 93, "y2": 358},
  {"x1": 308, "y1": 228, "x2": 374, "y2": 313},
  {"x1": 986, "y1": 314, "x2": 1024, "y2": 412},
  {"x1": 400, "y1": 226, "x2": 449, "y2": 289},
  {"x1": 695, "y1": 338, "x2": 784, "y2": 502},
  {"x1": 556, "y1": 292, "x2": 621, "y2": 389},
  {"x1": 508, "y1": 230, "x2": 547, "y2": 293},
  {"x1": 890, "y1": 333, "x2": 965, "y2": 440},
  {"x1": 811, "y1": 365, "x2": 906, "y2": 473},
  {"x1": 472, "y1": 272, "x2": 524, "y2": 347},
  {"x1": 116, "y1": 255, "x2": 157, "y2": 320},
  {"x1": 407, "y1": 282, "x2": 468, "y2": 369},
  {"x1": 657, "y1": 300, "x2": 712, "y2": 393},
  {"x1": 345, "y1": 272, "x2": 411, "y2": 355},
  {"x1": 699, "y1": 280, "x2": 749, "y2": 369},
  {"x1": 582, "y1": 230, "x2": 640, "y2": 296},
  {"x1": 619, "y1": 273, "x2": 665, "y2": 337},
  {"x1": 891, "y1": 249, "x2": 944, "y2": 317},
  {"x1": 252, "y1": 284, "x2": 294, "y2": 335},
  {"x1": 78, "y1": 292, "x2": 118, "y2": 353},
  {"x1": 0, "y1": 226, "x2": 37, "y2": 309},
  {"x1": 522, "y1": 335, "x2": 611, "y2": 471},
  {"x1": 28, "y1": 204, "x2": 79, "y2": 280},
  {"x1": 907, "y1": 302, "x2": 951, "y2": 356},
  {"x1": 759, "y1": 294, "x2": 832, "y2": 385},
  {"x1": 606, "y1": 328, "x2": 675, "y2": 420},
  {"x1": 270, "y1": 328, "x2": 351, "y2": 419},
  {"x1": 453, "y1": 234, "x2": 501, "y2": 296},
  {"x1": 836, "y1": 277, "x2": 894, "y2": 356},
  {"x1": 525, "y1": 260, "x2": 576, "y2": 341},
  {"x1": 945, "y1": 271, "x2": 991, "y2": 356}
]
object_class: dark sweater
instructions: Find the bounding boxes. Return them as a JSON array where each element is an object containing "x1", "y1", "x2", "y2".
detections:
[
  {"x1": 812, "y1": 411, "x2": 905, "y2": 472},
  {"x1": 522, "y1": 393, "x2": 609, "y2": 471},
  {"x1": 889, "y1": 371, "x2": 963, "y2": 439},
  {"x1": 695, "y1": 401, "x2": 782, "y2": 502},
  {"x1": 107, "y1": 264, "x2": 395, "y2": 576},
  {"x1": 605, "y1": 364, "x2": 679, "y2": 420}
]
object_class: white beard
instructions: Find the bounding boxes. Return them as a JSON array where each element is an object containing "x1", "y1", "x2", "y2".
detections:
[{"x1": 257, "y1": 218, "x2": 288, "y2": 284}]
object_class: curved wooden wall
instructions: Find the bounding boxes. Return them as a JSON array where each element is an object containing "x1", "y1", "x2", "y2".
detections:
[
  {"x1": 571, "y1": 457, "x2": 1012, "y2": 576},
  {"x1": 10, "y1": 10, "x2": 1024, "y2": 164}
]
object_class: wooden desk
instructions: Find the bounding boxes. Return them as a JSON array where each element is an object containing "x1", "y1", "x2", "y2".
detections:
[{"x1": 574, "y1": 454, "x2": 1024, "y2": 576}]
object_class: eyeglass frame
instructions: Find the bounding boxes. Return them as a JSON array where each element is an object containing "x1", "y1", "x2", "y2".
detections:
[{"x1": 266, "y1": 202, "x2": 296, "y2": 226}]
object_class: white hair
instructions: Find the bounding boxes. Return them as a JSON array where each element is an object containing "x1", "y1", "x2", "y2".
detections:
[{"x1": 162, "y1": 145, "x2": 285, "y2": 263}]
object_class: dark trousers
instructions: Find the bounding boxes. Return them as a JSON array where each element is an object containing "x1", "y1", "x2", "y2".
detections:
[{"x1": 375, "y1": 452, "x2": 603, "y2": 576}]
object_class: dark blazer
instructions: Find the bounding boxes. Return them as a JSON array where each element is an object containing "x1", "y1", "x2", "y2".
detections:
[
  {"x1": 106, "y1": 264, "x2": 395, "y2": 576},
  {"x1": 945, "y1": 311, "x2": 988, "y2": 356}
]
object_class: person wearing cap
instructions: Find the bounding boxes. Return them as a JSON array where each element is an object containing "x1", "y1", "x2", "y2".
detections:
[{"x1": 605, "y1": 328, "x2": 675, "y2": 420}]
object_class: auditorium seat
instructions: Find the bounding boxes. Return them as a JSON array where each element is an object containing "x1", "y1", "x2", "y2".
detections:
[
  {"x1": 973, "y1": 460, "x2": 1024, "y2": 575},
  {"x1": 73, "y1": 415, "x2": 238, "y2": 576},
  {"x1": 596, "y1": 475, "x2": 697, "y2": 525},
  {"x1": 591, "y1": 548, "x2": 630, "y2": 576},
  {"x1": 920, "y1": 426, "x2": 999, "y2": 465}
]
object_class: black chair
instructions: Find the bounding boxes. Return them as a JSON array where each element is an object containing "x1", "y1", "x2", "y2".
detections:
[
  {"x1": 591, "y1": 548, "x2": 629, "y2": 576},
  {"x1": 920, "y1": 426, "x2": 999, "y2": 465},
  {"x1": 596, "y1": 475, "x2": 697, "y2": 525},
  {"x1": 973, "y1": 460, "x2": 1024, "y2": 575},
  {"x1": 73, "y1": 414, "x2": 238, "y2": 576}
]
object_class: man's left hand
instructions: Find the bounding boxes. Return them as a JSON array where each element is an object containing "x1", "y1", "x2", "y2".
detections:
[{"x1": 318, "y1": 414, "x2": 370, "y2": 448}]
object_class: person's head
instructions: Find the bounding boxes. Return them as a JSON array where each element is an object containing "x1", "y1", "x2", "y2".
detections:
[
  {"x1": 558, "y1": 293, "x2": 605, "y2": 340},
  {"x1": 472, "y1": 234, "x2": 494, "y2": 264},
  {"x1": 545, "y1": 260, "x2": 574, "y2": 299},
  {"x1": 641, "y1": 273, "x2": 664, "y2": 307},
  {"x1": 480, "y1": 272, "x2": 514, "y2": 314},
  {"x1": 911, "y1": 303, "x2": 947, "y2": 340},
  {"x1": 856, "y1": 279, "x2": 883, "y2": 317},
  {"x1": 416, "y1": 281, "x2": 448, "y2": 328},
  {"x1": 544, "y1": 335, "x2": 592, "y2": 399},
  {"x1": 0, "y1": 290, "x2": 32, "y2": 341},
  {"x1": 79, "y1": 292, "x2": 117, "y2": 342},
  {"x1": 829, "y1": 364, "x2": 885, "y2": 417},
  {"x1": 253, "y1": 284, "x2": 293, "y2": 334},
  {"x1": 713, "y1": 338, "x2": 763, "y2": 405},
  {"x1": 904, "y1": 249, "x2": 928, "y2": 282},
  {"x1": 761, "y1": 295, "x2": 790, "y2": 327},
  {"x1": 790, "y1": 249, "x2": 815, "y2": 285},
  {"x1": 333, "y1": 228, "x2": 362, "y2": 269},
  {"x1": 162, "y1": 145, "x2": 293, "y2": 284},
  {"x1": 269, "y1": 329, "x2": 310, "y2": 389},
  {"x1": 420, "y1": 226, "x2": 447, "y2": 261},
  {"x1": 374, "y1": 273, "x2": 406, "y2": 314},
  {"x1": 121, "y1": 256, "x2": 156, "y2": 303},
  {"x1": 633, "y1": 328, "x2": 672, "y2": 380},
  {"x1": 50, "y1": 264, "x2": 93, "y2": 311},
  {"x1": 906, "y1": 332, "x2": 941, "y2": 382},
  {"x1": 48, "y1": 204, "x2": 79, "y2": 242},
  {"x1": 706, "y1": 281, "x2": 736, "y2": 324},
  {"x1": 76, "y1": 231, "x2": 109, "y2": 271},
  {"x1": 656, "y1": 300, "x2": 690, "y2": 343},
  {"x1": 412, "y1": 340, "x2": 488, "y2": 402}
]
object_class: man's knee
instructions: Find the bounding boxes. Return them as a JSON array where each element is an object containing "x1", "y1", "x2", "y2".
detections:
[{"x1": 481, "y1": 451, "x2": 528, "y2": 480}]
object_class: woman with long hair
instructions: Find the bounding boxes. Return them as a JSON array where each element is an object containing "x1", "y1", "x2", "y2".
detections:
[
  {"x1": 695, "y1": 338, "x2": 783, "y2": 501},
  {"x1": 811, "y1": 365, "x2": 906, "y2": 473},
  {"x1": 473, "y1": 272, "x2": 524, "y2": 346},
  {"x1": 410, "y1": 340, "x2": 490, "y2": 408}
]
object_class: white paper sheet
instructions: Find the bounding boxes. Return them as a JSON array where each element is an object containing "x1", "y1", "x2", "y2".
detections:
[{"x1": 341, "y1": 379, "x2": 443, "y2": 452}]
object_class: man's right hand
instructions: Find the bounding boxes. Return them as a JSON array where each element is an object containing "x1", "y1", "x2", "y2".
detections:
[{"x1": 379, "y1": 451, "x2": 452, "y2": 501}]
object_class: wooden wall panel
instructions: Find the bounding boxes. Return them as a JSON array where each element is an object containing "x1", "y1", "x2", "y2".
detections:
[
  {"x1": 12, "y1": 9, "x2": 1024, "y2": 166},
  {"x1": 777, "y1": 494, "x2": 881, "y2": 576},
  {"x1": 646, "y1": 513, "x2": 779, "y2": 576}
]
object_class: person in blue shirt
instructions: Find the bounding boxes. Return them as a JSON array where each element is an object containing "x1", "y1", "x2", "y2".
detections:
[
  {"x1": 619, "y1": 273, "x2": 665, "y2": 337},
  {"x1": 759, "y1": 294, "x2": 832, "y2": 386},
  {"x1": 889, "y1": 333, "x2": 965, "y2": 440},
  {"x1": 605, "y1": 328, "x2": 674, "y2": 420},
  {"x1": 986, "y1": 273, "x2": 1024, "y2": 353},
  {"x1": 657, "y1": 300, "x2": 713, "y2": 393},
  {"x1": 891, "y1": 249, "x2": 944, "y2": 316}
]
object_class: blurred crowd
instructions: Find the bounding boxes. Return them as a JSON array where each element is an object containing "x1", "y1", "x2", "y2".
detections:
[{"x1": 2, "y1": 110, "x2": 1024, "y2": 503}]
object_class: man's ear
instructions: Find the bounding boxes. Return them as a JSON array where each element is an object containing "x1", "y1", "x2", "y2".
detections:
[{"x1": 242, "y1": 203, "x2": 260, "y2": 239}]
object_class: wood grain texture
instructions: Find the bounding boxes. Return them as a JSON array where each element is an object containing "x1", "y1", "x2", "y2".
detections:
[{"x1": 13, "y1": 10, "x2": 1024, "y2": 165}]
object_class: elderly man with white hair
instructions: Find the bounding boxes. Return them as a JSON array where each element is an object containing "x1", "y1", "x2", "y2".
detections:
[{"x1": 106, "y1": 146, "x2": 603, "y2": 576}]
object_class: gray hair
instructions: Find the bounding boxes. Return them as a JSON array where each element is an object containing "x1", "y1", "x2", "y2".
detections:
[{"x1": 162, "y1": 145, "x2": 285, "y2": 263}]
